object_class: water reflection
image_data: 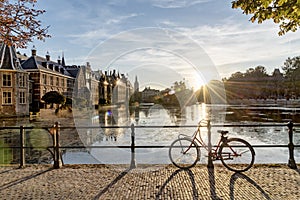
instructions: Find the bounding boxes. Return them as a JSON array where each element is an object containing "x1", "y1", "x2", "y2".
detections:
[
  {"x1": 88, "y1": 103, "x2": 300, "y2": 164},
  {"x1": 96, "y1": 103, "x2": 300, "y2": 144}
]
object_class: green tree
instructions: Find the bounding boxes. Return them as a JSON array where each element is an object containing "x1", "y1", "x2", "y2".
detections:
[
  {"x1": 245, "y1": 66, "x2": 268, "y2": 78},
  {"x1": 42, "y1": 91, "x2": 65, "y2": 107},
  {"x1": 232, "y1": 0, "x2": 300, "y2": 35},
  {"x1": 0, "y1": 0, "x2": 50, "y2": 48},
  {"x1": 282, "y1": 56, "x2": 300, "y2": 97}
]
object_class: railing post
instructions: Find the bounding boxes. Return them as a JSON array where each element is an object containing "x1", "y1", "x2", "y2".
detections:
[
  {"x1": 53, "y1": 122, "x2": 62, "y2": 169},
  {"x1": 287, "y1": 121, "x2": 297, "y2": 169},
  {"x1": 130, "y1": 123, "x2": 136, "y2": 169},
  {"x1": 207, "y1": 120, "x2": 214, "y2": 169},
  {"x1": 19, "y1": 125, "x2": 25, "y2": 168}
]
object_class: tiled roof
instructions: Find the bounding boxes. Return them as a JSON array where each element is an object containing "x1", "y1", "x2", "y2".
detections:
[
  {"x1": 21, "y1": 54, "x2": 73, "y2": 77},
  {"x1": 65, "y1": 66, "x2": 80, "y2": 78},
  {"x1": 0, "y1": 43, "x2": 23, "y2": 71}
]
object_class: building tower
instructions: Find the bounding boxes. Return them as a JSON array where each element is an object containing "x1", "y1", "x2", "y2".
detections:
[{"x1": 134, "y1": 75, "x2": 139, "y2": 92}]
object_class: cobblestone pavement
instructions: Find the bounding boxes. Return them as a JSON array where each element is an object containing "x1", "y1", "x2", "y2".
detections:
[{"x1": 0, "y1": 164, "x2": 299, "y2": 200}]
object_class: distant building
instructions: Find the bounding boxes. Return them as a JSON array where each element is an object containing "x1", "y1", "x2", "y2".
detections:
[
  {"x1": 0, "y1": 43, "x2": 30, "y2": 117},
  {"x1": 141, "y1": 87, "x2": 160, "y2": 102},
  {"x1": 134, "y1": 75, "x2": 139, "y2": 92},
  {"x1": 98, "y1": 70, "x2": 133, "y2": 105},
  {"x1": 67, "y1": 63, "x2": 99, "y2": 108}
]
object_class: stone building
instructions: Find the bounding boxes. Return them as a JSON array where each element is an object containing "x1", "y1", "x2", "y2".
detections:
[
  {"x1": 0, "y1": 44, "x2": 133, "y2": 116},
  {"x1": 19, "y1": 47, "x2": 74, "y2": 111},
  {"x1": 0, "y1": 43, "x2": 30, "y2": 117},
  {"x1": 141, "y1": 87, "x2": 160, "y2": 102},
  {"x1": 67, "y1": 63, "x2": 100, "y2": 108},
  {"x1": 98, "y1": 70, "x2": 132, "y2": 105}
]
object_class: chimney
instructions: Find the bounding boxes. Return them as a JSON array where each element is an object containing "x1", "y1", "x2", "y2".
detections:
[
  {"x1": 46, "y1": 51, "x2": 50, "y2": 61},
  {"x1": 57, "y1": 56, "x2": 61, "y2": 65},
  {"x1": 31, "y1": 45, "x2": 37, "y2": 56}
]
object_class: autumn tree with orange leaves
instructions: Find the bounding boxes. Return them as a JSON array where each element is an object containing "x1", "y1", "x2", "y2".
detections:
[{"x1": 0, "y1": 0, "x2": 50, "y2": 48}]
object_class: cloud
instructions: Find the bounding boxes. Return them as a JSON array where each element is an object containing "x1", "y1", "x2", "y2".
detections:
[
  {"x1": 173, "y1": 21, "x2": 300, "y2": 72},
  {"x1": 150, "y1": 0, "x2": 212, "y2": 8},
  {"x1": 105, "y1": 13, "x2": 142, "y2": 25}
]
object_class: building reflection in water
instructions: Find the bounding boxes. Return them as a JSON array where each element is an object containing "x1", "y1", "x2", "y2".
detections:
[{"x1": 98, "y1": 105, "x2": 131, "y2": 142}]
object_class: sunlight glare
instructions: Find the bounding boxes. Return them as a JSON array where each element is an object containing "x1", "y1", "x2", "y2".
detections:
[{"x1": 190, "y1": 73, "x2": 206, "y2": 90}]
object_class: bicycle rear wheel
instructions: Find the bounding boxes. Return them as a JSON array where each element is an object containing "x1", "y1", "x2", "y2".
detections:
[
  {"x1": 169, "y1": 137, "x2": 199, "y2": 169},
  {"x1": 219, "y1": 138, "x2": 255, "y2": 172}
]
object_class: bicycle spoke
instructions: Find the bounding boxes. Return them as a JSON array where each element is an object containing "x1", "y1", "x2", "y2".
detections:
[
  {"x1": 169, "y1": 138, "x2": 199, "y2": 169},
  {"x1": 219, "y1": 138, "x2": 255, "y2": 172}
]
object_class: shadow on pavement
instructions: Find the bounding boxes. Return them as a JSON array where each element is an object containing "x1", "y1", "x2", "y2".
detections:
[
  {"x1": 155, "y1": 168, "x2": 198, "y2": 200},
  {"x1": 208, "y1": 167, "x2": 222, "y2": 200},
  {"x1": 93, "y1": 168, "x2": 131, "y2": 200},
  {"x1": 0, "y1": 168, "x2": 16, "y2": 175},
  {"x1": 229, "y1": 172, "x2": 271, "y2": 200},
  {"x1": 0, "y1": 168, "x2": 53, "y2": 191}
]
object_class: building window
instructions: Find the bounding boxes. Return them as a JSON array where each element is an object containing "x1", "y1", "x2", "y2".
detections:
[
  {"x1": 19, "y1": 92, "x2": 26, "y2": 104},
  {"x1": 19, "y1": 74, "x2": 26, "y2": 87},
  {"x1": 56, "y1": 77, "x2": 59, "y2": 86},
  {"x1": 50, "y1": 76, "x2": 53, "y2": 85},
  {"x1": 43, "y1": 74, "x2": 47, "y2": 85},
  {"x1": 3, "y1": 91, "x2": 12, "y2": 104},
  {"x1": 42, "y1": 88, "x2": 46, "y2": 97},
  {"x1": 3, "y1": 73, "x2": 12, "y2": 86}
]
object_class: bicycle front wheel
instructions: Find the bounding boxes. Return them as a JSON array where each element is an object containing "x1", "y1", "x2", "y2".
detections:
[
  {"x1": 219, "y1": 138, "x2": 255, "y2": 172},
  {"x1": 169, "y1": 137, "x2": 199, "y2": 169}
]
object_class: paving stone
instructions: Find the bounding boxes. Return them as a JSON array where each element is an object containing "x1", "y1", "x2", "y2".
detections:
[{"x1": 0, "y1": 164, "x2": 299, "y2": 199}]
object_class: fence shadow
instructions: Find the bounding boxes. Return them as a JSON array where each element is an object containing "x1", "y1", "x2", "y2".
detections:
[
  {"x1": 0, "y1": 168, "x2": 16, "y2": 175},
  {"x1": 0, "y1": 168, "x2": 52, "y2": 191},
  {"x1": 229, "y1": 172, "x2": 271, "y2": 200},
  {"x1": 155, "y1": 168, "x2": 198, "y2": 200},
  {"x1": 208, "y1": 167, "x2": 222, "y2": 200},
  {"x1": 93, "y1": 168, "x2": 131, "y2": 200}
]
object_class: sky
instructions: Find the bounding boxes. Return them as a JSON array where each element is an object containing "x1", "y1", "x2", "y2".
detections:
[{"x1": 18, "y1": 0, "x2": 300, "y2": 90}]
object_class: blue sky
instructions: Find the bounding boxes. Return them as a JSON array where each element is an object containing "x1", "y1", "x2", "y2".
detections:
[{"x1": 18, "y1": 0, "x2": 300, "y2": 90}]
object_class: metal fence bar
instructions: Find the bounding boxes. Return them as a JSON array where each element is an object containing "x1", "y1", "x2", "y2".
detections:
[
  {"x1": 130, "y1": 124, "x2": 136, "y2": 169},
  {"x1": 0, "y1": 122, "x2": 299, "y2": 169},
  {"x1": 19, "y1": 126, "x2": 25, "y2": 168},
  {"x1": 287, "y1": 122, "x2": 297, "y2": 169},
  {"x1": 2, "y1": 144, "x2": 299, "y2": 149}
]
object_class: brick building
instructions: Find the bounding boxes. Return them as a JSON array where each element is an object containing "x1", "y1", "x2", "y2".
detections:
[
  {"x1": 0, "y1": 43, "x2": 30, "y2": 117},
  {"x1": 19, "y1": 47, "x2": 75, "y2": 111},
  {"x1": 0, "y1": 44, "x2": 133, "y2": 117}
]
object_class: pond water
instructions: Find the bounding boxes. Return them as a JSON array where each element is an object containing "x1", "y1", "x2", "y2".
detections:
[{"x1": 65, "y1": 103, "x2": 300, "y2": 165}]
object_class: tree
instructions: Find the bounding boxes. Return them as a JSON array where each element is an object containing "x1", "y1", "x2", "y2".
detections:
[
  {"x1": 232, "y1": 0, "x2": 300, "y2": 35},
  {"x1": 244, "y1": 66, "x2": 268, "y2": 78},
  {"x1": 282, "y1": 56, "x2": 300, "y2": 97},
  {"x1": 42, "y1": 91, "x2": 65, "y2": 106},
  {"x1": 0, "y1": 0, "x2": 50, "y2": 48}
]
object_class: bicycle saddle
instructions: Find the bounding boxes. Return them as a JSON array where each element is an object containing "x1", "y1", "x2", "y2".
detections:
[{"x1": 217, "y1": 130, "x2": 228, "y2": 135}]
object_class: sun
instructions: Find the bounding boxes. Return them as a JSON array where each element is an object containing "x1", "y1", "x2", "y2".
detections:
[{"x1": 188, "y1": 73, "x2": 207, "y2": 91}]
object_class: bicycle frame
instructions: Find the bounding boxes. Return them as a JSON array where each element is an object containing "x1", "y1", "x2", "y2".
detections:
[
  {"x1": 170, "y1": 119, "x2": 255, "y2": 172},
  {"x1": 178, "y1": 121, "x2": 238, "y2": 161}
]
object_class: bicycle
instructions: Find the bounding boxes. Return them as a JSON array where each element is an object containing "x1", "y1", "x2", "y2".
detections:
[{"x1": 169, "y1": 120, "x2": 255, "y2": 172}]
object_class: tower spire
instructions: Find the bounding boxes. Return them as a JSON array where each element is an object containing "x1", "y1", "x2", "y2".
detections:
[{"x1": 61, "y1": 52, "x2": 66, "y2": 66}]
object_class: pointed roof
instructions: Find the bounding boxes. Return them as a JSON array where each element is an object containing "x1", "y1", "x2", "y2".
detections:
[
  {"x1": 0, "y1": 43, "x2": 23, "y2": 71},
  {"x1": 62, "y1": 52, "x2": 66, "y2": 66}
]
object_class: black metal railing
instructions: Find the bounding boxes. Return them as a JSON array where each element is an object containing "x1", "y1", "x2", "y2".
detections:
[{"x1": 0, "y1": 122, "x2": 299, "y2": 169}]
